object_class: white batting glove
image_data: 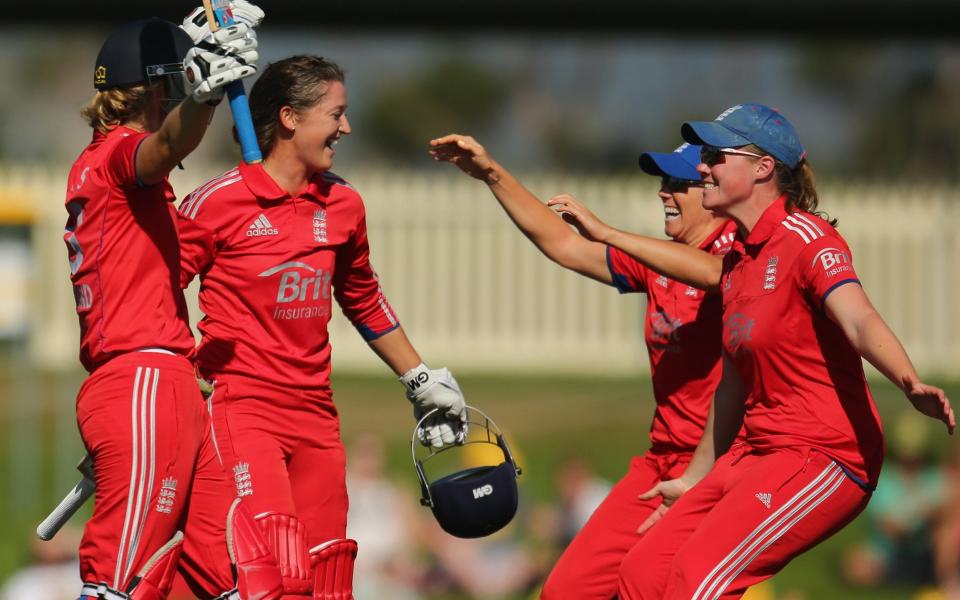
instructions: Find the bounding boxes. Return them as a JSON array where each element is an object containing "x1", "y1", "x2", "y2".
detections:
[
  {"x1": 181, "y1": 0, "x2": 265, "y2": 44},
  {"x1": 183, "y1": 25, "x2": 258, "y2": 105},
  {"x1": 401, "y1": 363, "x2": 468, "y2": 449}
]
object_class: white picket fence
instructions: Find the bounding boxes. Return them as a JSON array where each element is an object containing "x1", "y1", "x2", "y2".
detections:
[{"x1": 9, "y1": 164, "x2": 960, "y2": 377}]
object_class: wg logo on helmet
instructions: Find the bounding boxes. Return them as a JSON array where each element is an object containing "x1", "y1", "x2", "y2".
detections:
[
  {"x1": 94, "y1": 66, "x2": 107, "y2": 85},
  {"x1": 472, "y1": 484, "x2": 493, "y2": 499}
]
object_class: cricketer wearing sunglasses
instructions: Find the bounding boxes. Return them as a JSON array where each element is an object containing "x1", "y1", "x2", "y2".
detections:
[
  {"x1": 429, "y1": 134, "x2": 740, "y2": 600},
  {"x1": 546, "y1": 103, "x2": 954, "y2": 600}
]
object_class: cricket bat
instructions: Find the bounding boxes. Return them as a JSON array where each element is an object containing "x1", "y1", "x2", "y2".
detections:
[
  {"x1": 203, "y1": 0, "x2": 263, "y2": 164},
  {"x1": 37, "y1": 455, "x2": 95, "y2": 541}
]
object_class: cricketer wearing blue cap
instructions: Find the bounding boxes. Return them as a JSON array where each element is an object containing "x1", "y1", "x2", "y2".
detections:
[
  {"x1": 681, "y1": 103, "x2": 806, "y2": 168},
  {"x1": 639, "y1": 142, "x2": 704, "y2": 181},
  {"x1": 605, "y1": 104, "x2": 954, "y2": 600},
  {"x1": 429, "y1": 131, "x2": 738, "y2": 600}
]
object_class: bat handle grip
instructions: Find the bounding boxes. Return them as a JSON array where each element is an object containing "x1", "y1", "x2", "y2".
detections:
[
  {"x1": 226, "y1": 82, "x2": 262, "y2": 164},
  {"x1": 36, "y1": 477, "x2": 96, "y2": 541}
]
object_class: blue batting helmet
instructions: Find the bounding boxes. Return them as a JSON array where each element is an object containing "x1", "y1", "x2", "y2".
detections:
[{"x1": 412, "y1": 405, "x2": 522, "y2": 539}]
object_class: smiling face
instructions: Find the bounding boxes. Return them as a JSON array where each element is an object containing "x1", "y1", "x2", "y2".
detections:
[
  {"x1": 659, "y1": 177, "x2": 714, "y2": 244},
  {"x1": 284, "y1": 80, "x2": 351, "y2": 173},
  {"x1": 697, "y1": 147, "x2": 770, "y2": 216}
]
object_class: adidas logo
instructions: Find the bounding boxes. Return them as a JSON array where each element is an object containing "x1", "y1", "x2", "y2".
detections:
[
  {"x1": 246, "y1": 214, "x2": 278, "y2": 237},
  {"x1": 755, "y1": 492, "x2": 772, "y2": 509}
]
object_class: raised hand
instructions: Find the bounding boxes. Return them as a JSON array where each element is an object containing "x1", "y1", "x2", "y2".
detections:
[
  {"x1": 546, "y1": 193, "x2": 616, "y2": 243},
  {"x1": 428, "y1": 134, "x2": 499, "y2": 183},
  {"x1": 181, "y1": 0, "x2": 265, "y2": 44},
  {"x1": 183, "y1": 24, "x2": 259, "y2": 105}
]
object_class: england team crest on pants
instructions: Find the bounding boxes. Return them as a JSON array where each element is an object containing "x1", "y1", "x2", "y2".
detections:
[
  {"x1": 234, "y1": 462, "x2": 253, "y2": 497},
  {"x1": 313, "y1": 209, "x2": 328, "y2": 243},
  {"x1": 156, "y1": 477, "x2": 178, "y2": 514}
]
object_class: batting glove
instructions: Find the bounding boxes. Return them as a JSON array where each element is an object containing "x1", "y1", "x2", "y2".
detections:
[
  {"x1": 183, "y1": 24, "x2": 258, "y2": 105},
  {"x1": 181, "y1": 0, "x2": 265, "y2": 44},
  {"x1": 401, "y1": 363, "x2": 468, "y2": 449}
]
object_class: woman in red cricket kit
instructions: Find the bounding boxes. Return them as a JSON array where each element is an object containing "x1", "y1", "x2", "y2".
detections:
[
  {"x1": 428, "y1": 134, "x2": 739, "y2": 599},
  {"x1": 548, "y1": 103, "x2": 955, "y2": 600},
  {"x1": 67, "y1": 12, "x2": 281, "y2": 600},
  {"x1": 177, "y1": 55, "x2": 468, "y2": 600}
]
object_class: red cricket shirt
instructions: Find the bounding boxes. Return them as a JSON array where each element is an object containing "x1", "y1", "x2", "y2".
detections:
[
  {"x1": 178, "y1": 162, "x2": 400, "y2": 393},
  {"x1": 720, "y1": 196, "x2": 884, "y2": 485},
  {"x1": 65, "y1": 126, "x2": 195, "y2": 372},
  {"x1": 606, "y1": 220, "x2": 738, "y2": 454}
]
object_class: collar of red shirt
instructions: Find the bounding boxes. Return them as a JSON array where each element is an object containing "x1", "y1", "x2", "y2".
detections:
[
  {"x1": 239, "y1": 161, "x2": 328, "y2": 203},
  {"x1": 93, "y1": 124, "x2": 141, "y2": 143},
  {"x1": 699, "y1": 220, "x2": 733, "y2": 251},
  {"x1": 732, "y1": 194, "x2": 788, "y2": 255}
]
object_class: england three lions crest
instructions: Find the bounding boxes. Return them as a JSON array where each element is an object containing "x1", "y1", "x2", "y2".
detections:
[{"x1": 313, "y1": 209, "x2": 328, "y2": 243}]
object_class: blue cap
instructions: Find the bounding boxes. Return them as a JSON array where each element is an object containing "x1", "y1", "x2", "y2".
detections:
[
  {"x1": 681, "y1": 104, "x2": 805, "y2": 168},
  {"x1": 638, "y1": 142, "x2": 703, "y2": 181}
]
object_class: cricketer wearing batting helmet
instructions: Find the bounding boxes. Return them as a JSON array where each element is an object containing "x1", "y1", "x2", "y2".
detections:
[{"x1": 68, "y1": 9, "x2": 282, "y2": 600}]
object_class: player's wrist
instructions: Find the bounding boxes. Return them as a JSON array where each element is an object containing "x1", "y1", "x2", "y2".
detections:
[
  {"x1": 482, "y1": 162, "x2": 504, "y2": 186},
  {"x1": 399, "y1": 362, "x2": 431, "y2": 398}
]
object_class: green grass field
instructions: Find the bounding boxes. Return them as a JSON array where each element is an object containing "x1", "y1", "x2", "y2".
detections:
[{"x1": 2, "y1": 370, "x2": 957, "y2": 599}]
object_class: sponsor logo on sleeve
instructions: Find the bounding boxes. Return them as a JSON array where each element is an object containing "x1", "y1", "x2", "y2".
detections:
[{"x1": 812, "y1": 247, "x2": 852, "y2": 279}]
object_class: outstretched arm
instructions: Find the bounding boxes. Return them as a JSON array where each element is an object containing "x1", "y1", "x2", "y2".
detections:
[
  {"x1": 547, "y1": 194, "x2": 724, "y2": 291},
  {"x1": 429, "y1": 134, "x2": 611, "y2": 284},
  {"x1": 825, "y1": 283, "x2": 954, "y2": 433}
]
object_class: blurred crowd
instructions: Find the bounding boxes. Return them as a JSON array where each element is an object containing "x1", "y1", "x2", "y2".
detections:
[
  {"x1": 840, "y1": 412, "x2": 960, "y2": 600},
  {"x1": 5, "y1": 420, "x2": 960, "y2": 600}
]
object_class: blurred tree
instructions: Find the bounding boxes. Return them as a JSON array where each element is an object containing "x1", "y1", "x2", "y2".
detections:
[
  {"x1": 856, "y1": 66, "x2": 960, "y2": 180},
  {"x1": 361, "y1": 58, "x2": 508, "y2": 165},
  {"x1": 795, "y1": 43, "x2": 960, "y2": 181}
]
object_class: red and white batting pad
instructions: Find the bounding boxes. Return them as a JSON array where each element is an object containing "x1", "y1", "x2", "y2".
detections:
[
  {"x1": 254, "y1": 511, "x2": 312, "y2": 595},
  {"x1": 309, "y1": 538, "x2": 358, "y2": 600}
]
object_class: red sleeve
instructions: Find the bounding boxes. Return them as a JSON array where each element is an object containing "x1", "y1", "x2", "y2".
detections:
[
  {"x1": 796, "y1": 234, "x2": 861, "y2": 307},
  {"x1": 177, "y1": 207, "x2": 218, "y2": 289},
  {"x1": 104, "y1": 131, "x2": 150, "y2": 188},
  {"x1": 333, "y1": 208, "x2": 401, "y2": 341},
  {"x1": 606, "y1": 245, "x2": 649, "y2": 294}
]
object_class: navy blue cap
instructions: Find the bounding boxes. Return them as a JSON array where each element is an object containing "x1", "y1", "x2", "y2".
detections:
[
  {"x1": 638, "y1": 142, "x2": 703, "y2": 181},
  {"x1": 681, "y1": 104, "x2": 805, "y2": 168},
  {"x1": 94, "y1": 18, "x2": 193, "y2": 90}
]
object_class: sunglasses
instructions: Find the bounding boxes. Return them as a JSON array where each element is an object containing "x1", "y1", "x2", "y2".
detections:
[
  {"x1": 660, "y1": 176, "x2": 702, "y2": 192},
  {"x1": 700, "y1": 146, "x2": 766, "y2": 166}
]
